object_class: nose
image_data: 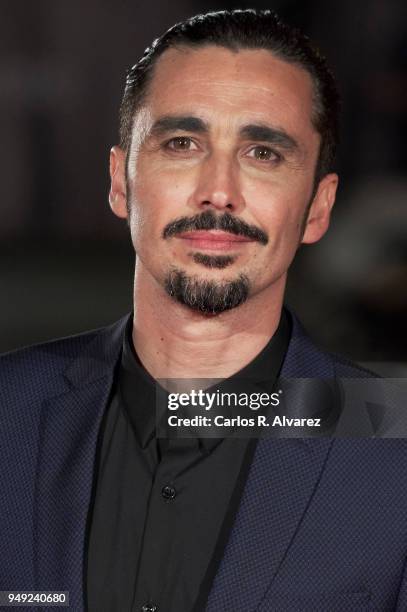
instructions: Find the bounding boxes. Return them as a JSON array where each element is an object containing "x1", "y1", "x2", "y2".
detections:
[{"x1": 188, "y1": 152, "x2": 245, "y2": 214}]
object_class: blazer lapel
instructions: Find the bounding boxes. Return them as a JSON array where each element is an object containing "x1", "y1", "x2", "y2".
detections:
[
  {"x1": 34, "y1": 315, "x2": 129, "y2": 611},
  {"x1": 205, "y1": 313, "x2": 335, "y2": 612}
]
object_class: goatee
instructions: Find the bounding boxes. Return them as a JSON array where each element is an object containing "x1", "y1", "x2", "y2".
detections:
[{"x1": 164, "y1": 268, "x2": 250, "y2": 314}]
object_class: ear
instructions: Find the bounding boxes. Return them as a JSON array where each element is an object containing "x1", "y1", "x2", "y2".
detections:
[
  {"x1": 301, "y1": 173, "x2": 338, "y2": 244},
  {"x1": 109, "y1": 146, "x2": 128, "y2": 219}
]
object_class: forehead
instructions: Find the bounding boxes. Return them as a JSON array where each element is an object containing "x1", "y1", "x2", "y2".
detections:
[{"x1": 143, "y1": 45, "x2": 318, "y2": 142}]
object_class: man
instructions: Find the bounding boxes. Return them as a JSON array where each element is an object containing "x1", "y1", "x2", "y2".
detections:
[{"x1": 1, "y1": 9, "x2": 407, "y2": 612}]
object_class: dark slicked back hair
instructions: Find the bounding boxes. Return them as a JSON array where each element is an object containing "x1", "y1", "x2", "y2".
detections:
[{"x1": 119, "y1": 9, "x2": 340, "y2": 183}]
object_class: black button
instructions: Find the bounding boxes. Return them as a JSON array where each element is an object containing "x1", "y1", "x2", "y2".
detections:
[
  {"x1": 161, "y1": 485, "x2": 176, "y2": 500},
  {"x1": 141, "y1": 604, "x2": 157, "y2": 612}
]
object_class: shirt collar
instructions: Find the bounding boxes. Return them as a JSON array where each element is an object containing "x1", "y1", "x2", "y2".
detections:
[{"x1": 119, "y1": 309, "x2": 291, "y2": 453}]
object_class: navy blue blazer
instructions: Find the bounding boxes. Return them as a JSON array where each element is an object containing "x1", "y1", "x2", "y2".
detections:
[{"x1": 1, "y1": 312, "x2": 407, "y2": 611}]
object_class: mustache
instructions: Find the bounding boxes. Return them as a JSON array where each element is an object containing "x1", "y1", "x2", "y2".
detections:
[{"x1": 162, "y1": 211, "x2": 268, "y2": 245}]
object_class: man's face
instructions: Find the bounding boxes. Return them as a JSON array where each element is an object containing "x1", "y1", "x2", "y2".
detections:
[{"x1": 110, "y1": 46, "x2": 337, "y2": 313}]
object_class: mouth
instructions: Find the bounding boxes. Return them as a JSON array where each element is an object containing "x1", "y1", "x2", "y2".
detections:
[{"x1": 176, "y1": 230, "x2": 254, "y2": 251}]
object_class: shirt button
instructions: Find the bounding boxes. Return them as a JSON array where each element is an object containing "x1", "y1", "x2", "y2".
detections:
[
  {"x1": 161, "y1": 485, "x2": 176, "y2": 500},
  {"x1": 141, "y1": 604, "x2": 158, "y2": 612}
]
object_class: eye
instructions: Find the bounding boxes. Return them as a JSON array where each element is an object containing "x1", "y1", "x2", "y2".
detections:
[
  {"x1": 165, "y1": 136, "x2": 198, "y2": 152},
  {"x1": 246, "y1": 145, "x2": 281, "y2": 162}
]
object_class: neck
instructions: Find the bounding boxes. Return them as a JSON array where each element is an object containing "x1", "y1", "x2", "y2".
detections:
[{"x1": 132, "y1": 263, "x2": 286, "y2": 380}]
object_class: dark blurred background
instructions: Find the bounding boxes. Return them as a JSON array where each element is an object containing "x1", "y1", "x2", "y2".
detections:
[{"x1": 1, "y1": 0, "x2": 406, "y2": 371}]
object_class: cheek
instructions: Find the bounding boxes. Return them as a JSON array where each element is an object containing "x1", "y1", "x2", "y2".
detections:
[
  {"x1": 133, "y1": 161, "x2": 194, "y2": 215},
  {"x1": 245, "y1": 181, "x2": 305, "y2": 239},
  {"x1": 129, "y1": 168, "x2": 193, "y2": 251},
  {"x1": 243, "y1": 181, "x2": 308, "y2": 274}
]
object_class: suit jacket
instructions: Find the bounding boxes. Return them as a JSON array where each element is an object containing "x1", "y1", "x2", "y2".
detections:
[{"x1": 1, "y1": 312, "x2": 407, "y2": 612}]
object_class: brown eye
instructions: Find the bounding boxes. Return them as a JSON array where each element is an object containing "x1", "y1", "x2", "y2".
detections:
[
  {"x1": 167, "y1": 137, "x2": 196, "y2": 151},
  {"x1": 248, "y1": 146, "x2": 279, "y2": 162}
]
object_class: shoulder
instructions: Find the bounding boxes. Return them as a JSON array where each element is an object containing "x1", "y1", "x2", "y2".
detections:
[
  {"x1": 285, "y1": 309, "x2": 378, "y2": 379},
  {"x1": 0, "y1": 330, "x2": 101, "y2": 423},
  {"x1": 0, "y1": 327, "x2": 100, "y2": 394},
  {"x1": 328, "y1": 350, "x2": 378, "y2": 379},
  {"x1": 0, "y1": 314, "x2": 130, "y2": 407}
]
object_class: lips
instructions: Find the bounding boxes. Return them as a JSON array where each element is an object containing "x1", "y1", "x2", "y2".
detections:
[{"x1": 176, "y1": 230, "x2": 254, "y2": 251}]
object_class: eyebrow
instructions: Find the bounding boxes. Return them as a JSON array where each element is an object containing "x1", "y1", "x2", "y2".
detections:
[
  {"x1": 239, "y1": 124, "x2": 299, "y2": 152},
  {"x1": 148, "y1": 115, "x2": 299, "y2": 152},
  {"x1": 150, "y1": 115, "x2": 209, "y2": 136}
]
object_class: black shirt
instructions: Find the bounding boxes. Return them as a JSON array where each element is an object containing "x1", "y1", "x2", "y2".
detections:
[{"x1": 86, "y1": 310, "x2": 290, "y2": 612}]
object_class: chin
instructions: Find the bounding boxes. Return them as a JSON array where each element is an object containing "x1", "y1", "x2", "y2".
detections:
[{"x1": 163, "y1": 267, "x2": 251, "y2": 315}]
